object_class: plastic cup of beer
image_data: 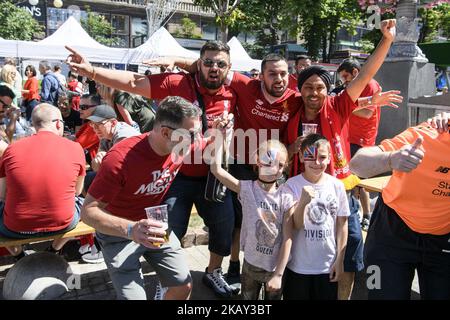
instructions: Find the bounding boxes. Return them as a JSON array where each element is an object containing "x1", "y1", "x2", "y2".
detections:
[
  {"x1": 302, "y1": 123, "x2": 318, "y2": 136},
  {"x1": 144, "y1": 204, "x2": 169, "y2": 247}
]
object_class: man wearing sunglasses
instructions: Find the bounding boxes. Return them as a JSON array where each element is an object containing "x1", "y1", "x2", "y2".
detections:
[
  {"x1": 66, "y1": 40, "x2": 238, "y2": 298},
  {"x1": 80, "y1": 96, "x2": 200, "y2": 300}
]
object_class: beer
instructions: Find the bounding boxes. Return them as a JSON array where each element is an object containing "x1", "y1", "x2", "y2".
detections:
[{"x1": 145, "y1": 204, "x2": 169, "y2": 247}]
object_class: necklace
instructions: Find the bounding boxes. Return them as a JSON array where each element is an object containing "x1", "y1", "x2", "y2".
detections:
[{"x1": 257, "y1": 178, "x2": 278, "y2": 191}]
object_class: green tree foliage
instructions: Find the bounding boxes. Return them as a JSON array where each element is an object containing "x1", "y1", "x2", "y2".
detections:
[
  {"x1": 0, "y1": 1, "x2": 43, "y2": 40},
  {"x1": 194, "y1": 0, "x2": 242, "y2": 42},
  {"x1": 232, "y1": 0, "x2": 288, "y2": 58},
  {"x1": 81, "y1": 7, "x2": 120, "y2": 47},
  {"x1": 234, "y1": 0, "x2": 363, "y2": 61},
  {"x1": 287, "y1": 0, "x2": 363, "y2": 62},
  {"x1": 419, "y1": 3, "x2": 450, "y2": 43},
  {"x1": 173, "y1": 16, "x2": 202, "y2": 39}
]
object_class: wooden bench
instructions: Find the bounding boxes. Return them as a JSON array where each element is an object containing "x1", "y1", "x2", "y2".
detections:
[
  {"x1": 0, "y1": 222, "x2": 95, "y2": 248},
  {"x1": 0, "y1": 206, "x2": 199, "y2": 248},
  {"x1": 358, "y1": 175, "x2": 391, "y2": 193}
]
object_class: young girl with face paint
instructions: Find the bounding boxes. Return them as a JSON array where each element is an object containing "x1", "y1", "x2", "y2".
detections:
[
  {"x1": 283, "y1": 134, "x2": 350, "y2": 300},
  {"x1": 210, "y1": 135, "x2": 296, "y2": 300}
]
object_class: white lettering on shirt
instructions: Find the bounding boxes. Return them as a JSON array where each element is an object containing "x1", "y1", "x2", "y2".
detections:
[{"x1": 134, "y1": 168, "x2": 179, "y2": 196}]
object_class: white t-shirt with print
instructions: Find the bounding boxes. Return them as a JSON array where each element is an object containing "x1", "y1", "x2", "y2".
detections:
[
  {"x1": 239, "y1": 181, "x2": 295, "y2": 272},
  {"x1": 286, "y1": 173, "x2": 350, "y2": 274}
]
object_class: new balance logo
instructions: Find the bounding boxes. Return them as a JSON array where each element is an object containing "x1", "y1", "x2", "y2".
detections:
[{"x1": 435, "y1": 166, "x2": 450, "y2": 174}]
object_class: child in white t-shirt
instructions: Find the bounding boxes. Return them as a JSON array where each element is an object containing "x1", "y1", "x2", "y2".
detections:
[
  {"x1": 210, "y1": 134, "x2": 296, "y2": 300},
  {"x1": 284, "y1": 134, "x2": 349, "y2": 300}
]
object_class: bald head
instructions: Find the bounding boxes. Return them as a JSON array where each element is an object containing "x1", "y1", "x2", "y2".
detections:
[{"x1": 32, "y1": 103, "x2": 63, "y2": 133}]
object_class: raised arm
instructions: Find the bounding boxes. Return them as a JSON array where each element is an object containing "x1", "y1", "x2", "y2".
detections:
[
  {"x1": 354, "y1": 88, "x2": 403, "y2": 118},
  {"x1": 346, "y1": 19, "x2": 396, "y2": 102},
  {"x1": 65, "y1": 46, "x2": 151, "y2": 99},
  {"x1": 143, "y1": 56, "x2": 198, "y2": 74},
  {"x1": 292, "y1": 186, "x2": 315, "y2": 229},
  {"x1": 349, "y1": 137, "x2": 424, "y2": 178},
  {"x1": 210, "y1": 128, "x2": 240, "y2": 194}
]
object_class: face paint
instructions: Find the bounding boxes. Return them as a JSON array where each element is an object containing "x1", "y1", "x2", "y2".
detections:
[
  {"x1": 259, "y1": 149, "x2": 280, "y2": 176},
  {"x1": 303, "y1": 145, "x2": 318, "y2": 161}
]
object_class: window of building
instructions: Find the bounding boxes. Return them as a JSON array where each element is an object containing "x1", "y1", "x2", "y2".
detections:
[
  {"x1": 201, "y1": 22, "x2": 216, "y2": 40},
  {"x1": 47, "y1": 8, "x2": 87, "y2": 35},
  {"x1": 131, "y1": 17, "x2": 148, "y2": 47},
  {"x1": 112, "y1": 14, "x2": 129, "y2": 35}
]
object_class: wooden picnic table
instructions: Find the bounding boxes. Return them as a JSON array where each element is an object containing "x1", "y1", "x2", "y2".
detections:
[{"x1": 357, "y1": 175, "x2": 391, "y2": 193}]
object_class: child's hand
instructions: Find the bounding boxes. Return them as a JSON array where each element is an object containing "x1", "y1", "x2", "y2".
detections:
[
  {"x1": 300, "y1": 186, "x2": 315, "y2": 205},
  {"x1": 266, "y1": 274, "x2": 282, "y2": 292},
  {"x1": 329, "y1": 260, "x2": 343, "y2": 282}
]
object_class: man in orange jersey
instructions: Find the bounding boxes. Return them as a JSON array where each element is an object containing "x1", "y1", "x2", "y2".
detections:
[{"x1": 349, "y1": 113, "x2": 450, "y2": 300}]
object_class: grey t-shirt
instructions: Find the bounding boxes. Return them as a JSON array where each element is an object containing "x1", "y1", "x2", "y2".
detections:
[
  {"x1": 99, "y1": 121, "x2": 140, "y2": 152},
  {"x1": 239, "y1": 180, "x2": 295, "y2": 272}
]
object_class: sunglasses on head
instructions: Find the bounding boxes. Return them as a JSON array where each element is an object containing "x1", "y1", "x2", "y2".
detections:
[
  {"x1": 80, "y1": 104, "x2": 96, "y2": 110},
  {"x1": 201, "y1": 58, "x2": 228, "y2": 69}
]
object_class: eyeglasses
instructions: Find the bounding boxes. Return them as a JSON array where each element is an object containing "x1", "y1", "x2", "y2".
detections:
[
  {"x1": 162, "y1": 125, "x2": 202, "y2": 142},
  {"x1": 0, "y1": 98, "x2": 12, "y2": 109},
  {"x1": 80, "y1": 104, "x2": 96, "y2": 110},
  {"x1": 200, "y1": 58, "x2": 229, "y2": 69},
  {"x1": 89, "y1": 119, "x2": 111, "y2": 128},
  {"x1": 250, "y1": 73, "x2": 259, "y2": 78},
  {"x1": 52, "y1": 119, "x2": 65, "y2": 125}
]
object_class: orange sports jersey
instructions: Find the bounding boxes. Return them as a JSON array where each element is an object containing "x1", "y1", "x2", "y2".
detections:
[{"x1": 379, "y1": 123, "x2": 450, "y2": 235}]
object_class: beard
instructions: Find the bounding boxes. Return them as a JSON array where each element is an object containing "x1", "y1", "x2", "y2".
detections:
[
  {"x1": 264, "y1": 82, "x2": 286, "y2": 98},
  {"x1": 198, "y1": 70, "x2": 224, "y2": 90}
]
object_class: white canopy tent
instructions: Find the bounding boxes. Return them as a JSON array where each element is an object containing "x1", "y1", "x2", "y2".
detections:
[
  {"x1": 227, "y1": 37, "x2": 261, "y2": 72},
  {"x1": 0, "y1": 17, "x2": 130, "y2": 64},
  {"x1": 126, "y1": 26, "x2": 198, "y2": 64}
]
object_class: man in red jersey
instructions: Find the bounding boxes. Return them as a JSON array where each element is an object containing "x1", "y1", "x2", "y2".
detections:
[
  {"x1": 0, "y1": 103, "x2": 85, "y2": 260},
  {"x1": 288, "y1": 55, "x2": 312, "y2": 91},
  {"x1": 81, "y1": 96, "x2": 201, "y2": 300},
  {"x1": 286, "y1": 20, "x2": 398, "y2": 300},
  {"x1": 336, "y1": 58, "x2": 401, "y2": 231}
]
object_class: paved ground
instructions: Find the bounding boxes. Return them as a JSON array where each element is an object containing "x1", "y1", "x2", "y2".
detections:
[
  {"x1": 0, "y1": 196, "x2": 420, "y2": 300},
  {"x1": 0, "y1": 241, "x2": 420, "y2": 300}
]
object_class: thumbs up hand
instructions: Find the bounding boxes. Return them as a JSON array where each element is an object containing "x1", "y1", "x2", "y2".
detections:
[{"x1": 389, "y1": 137, "x2": 425, "y2": 173}]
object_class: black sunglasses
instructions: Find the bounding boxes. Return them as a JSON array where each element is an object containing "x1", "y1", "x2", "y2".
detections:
[
  {"x1": 80, "y1": 104, "x2": 97, "y2": 110},
  {"x1": 200, "y1": 58, "x2": 228, "y2": 69}
]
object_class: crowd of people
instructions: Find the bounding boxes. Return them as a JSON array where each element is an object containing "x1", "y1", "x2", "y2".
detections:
[{"x1": 0, "y1": 18, "x2": 448, "y2": 300}]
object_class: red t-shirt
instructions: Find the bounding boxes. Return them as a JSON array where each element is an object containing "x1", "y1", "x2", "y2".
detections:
[
  {"x1": 226, "y1": 71, "x2": 301, "y2": 162},
  {"x1": 149, "y1": 72, "x2": 236, "y2": 177},
  {"x1": 348, "y1": 79, "x2": 381, "y2": 147},
  {"x1": 0, "y1": 131, "x2": 85, "y2": 232},
  {"x1": 288, "y1": 74, "x2": 298, "y2": 91},
  {"x1": 75, "y1": 122, "x2": 99, "y2": 161},
  {"x1": 88, "y1": 133, "x2": 182, "y2": 221}
]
